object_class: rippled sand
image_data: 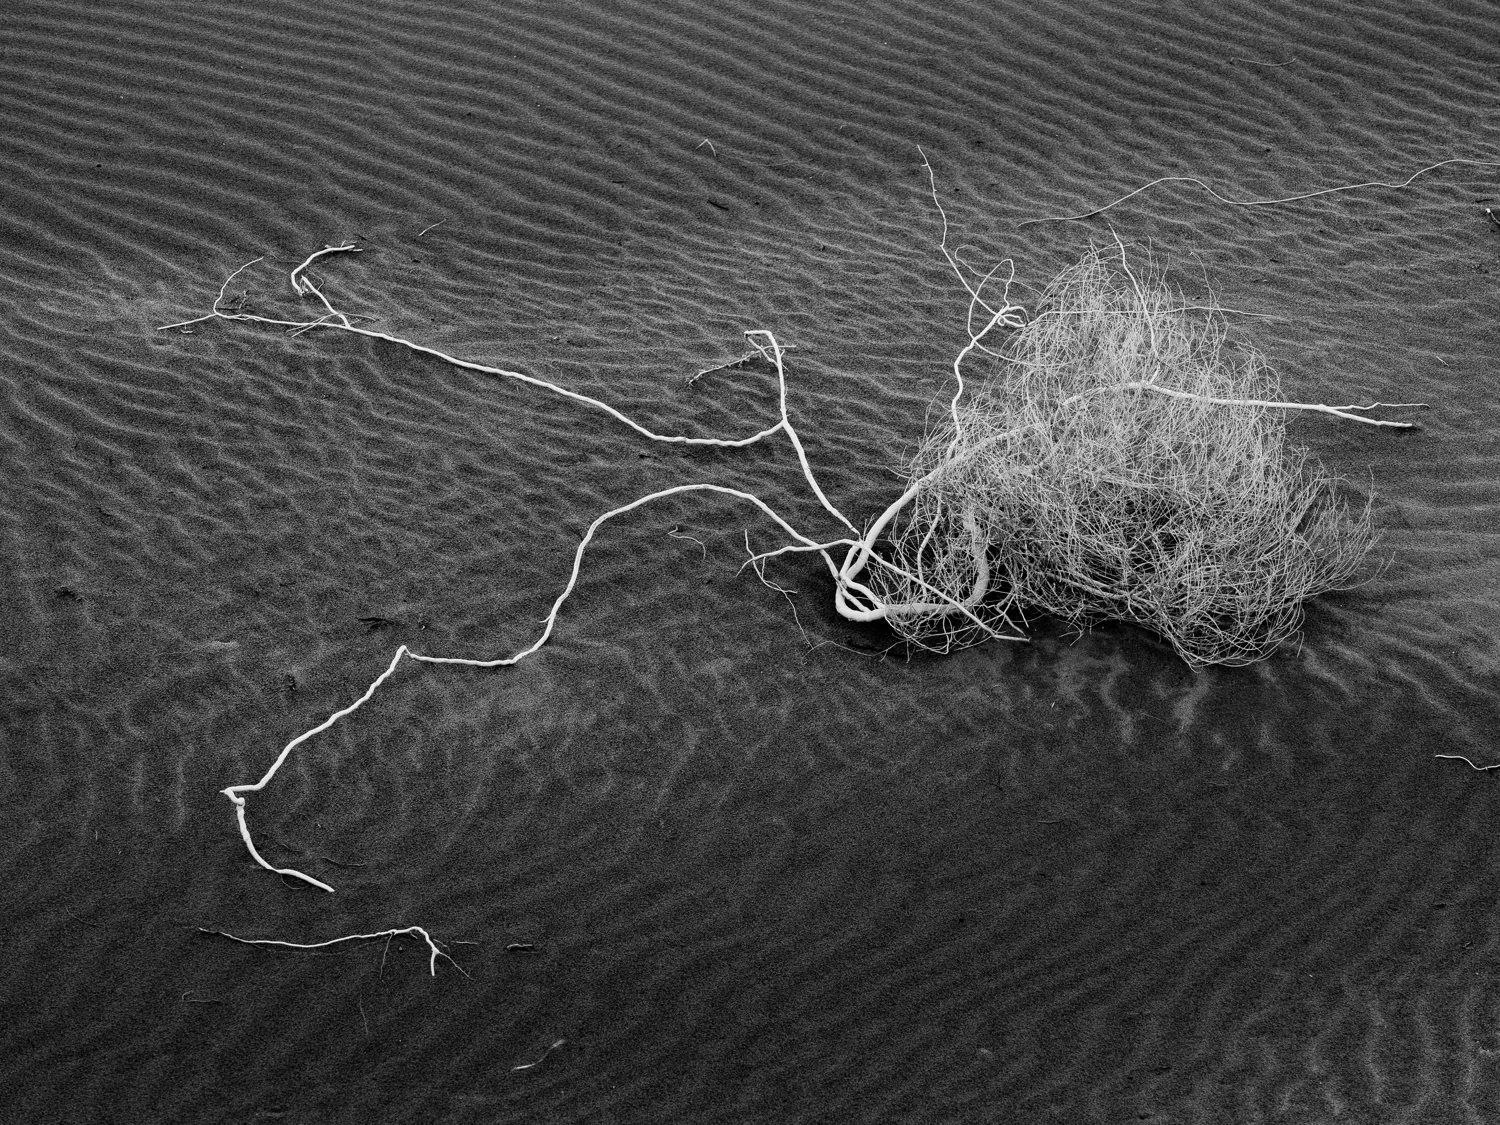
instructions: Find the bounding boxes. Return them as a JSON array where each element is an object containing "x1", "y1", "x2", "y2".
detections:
[{"x1": 5, "y1": 0, "x2": 1500, "y2": 1120}]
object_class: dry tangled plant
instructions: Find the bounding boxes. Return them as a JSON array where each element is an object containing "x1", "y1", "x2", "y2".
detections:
[
  {"x1": 163, "y1": 157, "x2": 1427, "y2": 967},
  {"x1": 873, "y1": 240, "x2": 1401, "y2": 667}
]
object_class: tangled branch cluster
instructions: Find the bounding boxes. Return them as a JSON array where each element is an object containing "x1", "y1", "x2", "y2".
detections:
[{"x1": 875, "y1": 243, "x2": 1379, "y2": 666}]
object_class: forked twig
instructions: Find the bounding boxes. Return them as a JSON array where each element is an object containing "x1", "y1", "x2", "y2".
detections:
[{"x1": 199, "y1": 925, "x2": 468, "y2": 977}]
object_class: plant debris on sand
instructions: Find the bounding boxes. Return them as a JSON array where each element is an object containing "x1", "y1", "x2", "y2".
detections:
[{"x1": 873, "y1": 242, "x2": 1376, "y2": 667}]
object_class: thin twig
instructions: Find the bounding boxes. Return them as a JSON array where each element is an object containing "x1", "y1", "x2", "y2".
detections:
[
  {"x1": 1019, "y1": 157, "x2": 1500, "y2": 227},
  {"x1": 198, "y1": 925, "x2": 467, "y2": 978},
  {"x1": 687, "y1": 345, "x2": 798, "y2": 385},
  {"x1": 1435, "y1": 753, "x2": 1500, "y2": 771},
  {"x1": 688, "y1": 351, "x2": 754, "y2": 384},
  {"x1": 1118, "y1": 380, "x2": 1417, "y2": 428},
  {"x1": 668, "y1": 525, "x2": 707, "y2": 559},
  {"x1": 513, "y1": 1038, "x2": 566, "y2": 1072}
]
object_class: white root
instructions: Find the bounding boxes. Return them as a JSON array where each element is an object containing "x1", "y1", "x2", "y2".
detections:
[
  {"x1": 173, "y1": 166, "x2": 1418, "y2": 954},
  {"x1": 173, "y1": 245, "x2": 1012, "y2": 896}
]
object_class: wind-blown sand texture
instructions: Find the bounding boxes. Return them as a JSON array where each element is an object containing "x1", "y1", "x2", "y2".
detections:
[{"x1": 5, "y1": 0, "x2": 1500, "y2": 1121}]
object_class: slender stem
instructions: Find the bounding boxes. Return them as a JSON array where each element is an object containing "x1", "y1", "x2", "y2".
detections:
[
  {"x1": 199, "y1": 925, "x2": 462, "y2": 977},
  {"x1": 1018, "y1": 156, "x2": 1500, "y2": 227},
  {"x1": 221, "y1": 645, "x2": 411, "y2": 892},
  {"x1": 746, "y1": 330, "x2": 859, "y2": 534},
  {"x1": 1117, "y1": 380, "x2": 1415, "y2": 428}
]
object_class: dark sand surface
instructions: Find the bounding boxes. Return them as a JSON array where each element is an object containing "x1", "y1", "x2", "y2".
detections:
[{"x1": 5, "y1": 1, "x2": 1500, "y2": 1121}]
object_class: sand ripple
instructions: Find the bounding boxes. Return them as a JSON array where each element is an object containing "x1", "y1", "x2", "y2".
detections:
[{"x1": 6, "y1": 0, "x2": 1500, "y2": 1120}]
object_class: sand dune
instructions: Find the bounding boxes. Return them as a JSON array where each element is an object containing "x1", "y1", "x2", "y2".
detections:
[{"x1": 5, "y1": 0, "x2": 1500, "y2": 1120}]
